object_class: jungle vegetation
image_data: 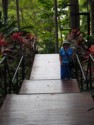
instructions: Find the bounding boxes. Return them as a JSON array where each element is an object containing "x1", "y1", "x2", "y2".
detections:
[{"x1": 0, "y1": 0, "x2": 94, "y2": 53}]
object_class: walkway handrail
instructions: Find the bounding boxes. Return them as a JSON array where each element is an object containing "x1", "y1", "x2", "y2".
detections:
[
  {"x1": 0, "y1": 56, "x2": 12, "y2": 96},
  {"x1": 75, "y1": 54, "x2": 87, "y2": 90},
  {"x1": 0, "y1": 56, "x2": 6, "y2": 64},
  {"x1": 89, "y1": 54, "x2": 94, "y2": 62},
  {"x1": 75, "y1": 54, "x2": 86, "y2": 81},
  {"x1": 12, "y1": 55, "x2": 25, "y2": 93},
  {"x1": 86, "y1": 54, "x2": 94, "y2": 89},
  {"x1": 12, "y1": 56, "x2": 24, "y2": 82}
]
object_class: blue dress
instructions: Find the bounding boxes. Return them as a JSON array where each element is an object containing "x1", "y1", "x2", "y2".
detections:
[{"x1": 59, "y1": 47, "x2": 73, "y2": 79}]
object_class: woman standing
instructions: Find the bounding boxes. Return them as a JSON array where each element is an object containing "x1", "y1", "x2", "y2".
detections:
[{"x1": 59, "y1": 40, "x2": 74, "y2": 79}]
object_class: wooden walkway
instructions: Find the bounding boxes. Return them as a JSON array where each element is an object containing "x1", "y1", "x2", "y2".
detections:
[
  {"x1": 0, "y1": 54, "x2": 94, "y2": 125},
  {"x1": 20, "y1": 79, "x2": 80, "y2": 94},
  {"x1": 30, "y1": 54, "x2": 60, "y2": 80}
]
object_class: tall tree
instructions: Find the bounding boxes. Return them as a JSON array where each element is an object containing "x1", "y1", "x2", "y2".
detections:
[
  {"x1": 90, "y1": 0, "x2": 94, "y2": 35},
  {"x1": 69, "y1": 0, "x2": 79, "y2": 29},
  {"x1": 2, "y1": 0, "x2": 8, "y2": 24},
  {"x1": 54, "y1": 0, "x2": 58, "y2": 53}
]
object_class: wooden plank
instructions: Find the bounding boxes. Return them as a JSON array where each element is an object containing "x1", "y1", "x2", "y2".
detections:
[
  {"x1": 20, "y1": 79, "x2": 80, "y2": 94},
  {"x1": 0, "y1": 94, "x2": 94, "y2": 125},
  {"x1": 30, "y1": 54, "x2": 60, "y2": 80}
]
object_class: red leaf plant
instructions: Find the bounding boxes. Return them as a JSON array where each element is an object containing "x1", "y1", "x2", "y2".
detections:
[
  {"x1": 10, "y1": 32, "x2": 34, "y2": 45},
  {"x1": 10, "y1": 32, "x2": 25, "y2": 44},
  {"x1": 0, "y1": 33, "x2": 7, "y2": 47},
  {"x1": 67, "y1": 29, "x2": 92, "y2": 63},
  {"x1": 0, "y1": 33, "x2": 7, "y2": 55}
]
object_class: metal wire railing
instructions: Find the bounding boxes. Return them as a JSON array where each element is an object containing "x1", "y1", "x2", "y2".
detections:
[
  {"x1": 74, "y1": 54, "x2": 87, "y2": 91},
  {"x1": 86, "y1": 54, "x2": 94, "y2": 90},
  {"x1": 0, "y1": 56, "x2": 12, "y2": 96},
  {"x1": 12, "y1": 56, "x2": 25, "y2": 93}
]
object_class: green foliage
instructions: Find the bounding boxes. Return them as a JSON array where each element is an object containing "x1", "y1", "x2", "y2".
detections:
[
  {"x1": 38, "y1": 0, "x2": 53, "y2": 9},
  {"x1": 0, "y1": 0, "x2": 92, "y2": 54},
  {"x1": 79, "y1": 0, "x2": 88, "y2": 7},
  {"x1": 38, "y1": 37, "x2": 55, "y2": 54},
  {"x1": 58, "y1": 0, "x2": 69, "y2": 8}
]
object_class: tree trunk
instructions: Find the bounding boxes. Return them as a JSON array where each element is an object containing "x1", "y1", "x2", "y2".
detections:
[
  {"x1": 90, "y1": 1, "x2": 94, "y2": 35},
  {"x1": 69, "y1": 0, "x2": 79, "y2": 29},
  {"x1": 2, "y1": 0, "x2": 8, "y2": 23},
  {"x1": 54, "y1": 0, "x2": 58, "y2": 53}
]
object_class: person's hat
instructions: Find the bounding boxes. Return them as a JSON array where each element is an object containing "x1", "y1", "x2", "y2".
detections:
[{"x1": 62, "y1": 40, "x2": 70, "y2": 46}]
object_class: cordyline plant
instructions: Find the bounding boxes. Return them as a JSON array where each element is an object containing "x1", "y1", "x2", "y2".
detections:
[
  {"x1": 0, "y1": 33, "x2": 7, "y2": 56},
  {"x1": 10, "y1": 32, "x2": 28, "y2": 45},
  {"x1": 67, "y1": 29, "x2": 86, "y2": 48},
  {"x1": 66, "y1": 28, "x2": 94, "y2": 66},
  {"x1": 67, "y1": 29, "x2": 92, "y2": 53},
  {"x1": 10, "y1": 32, "x2": 35, "y2": 46},
  {"x1": 0, "y1": 31, "x2": 37, "y2": 61},
  {"x1": 67, "y1": 29, "x2": 81, "y2": 41}
]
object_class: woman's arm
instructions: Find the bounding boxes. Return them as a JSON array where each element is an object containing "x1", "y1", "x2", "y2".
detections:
[
  {"x1": 59, "y1": 48, "x2": 63, "y2": 65},
  {"x1": 59, "y1": 55, "x2": 62, "y2": 65}
]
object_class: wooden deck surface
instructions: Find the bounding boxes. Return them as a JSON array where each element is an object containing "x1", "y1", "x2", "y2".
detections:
[
  {"x1": 0, "y1": 94, "x2": 94, "y2": 125},
  {"x1": 30, "y1": 54, "x2": 60, "y2": 80},
  {"x1": 0, "y1": 54, "x2": 94, "y2": 125},
  {"x1": 20, "y1": 79, "x2": 80, "y2": 94}
]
